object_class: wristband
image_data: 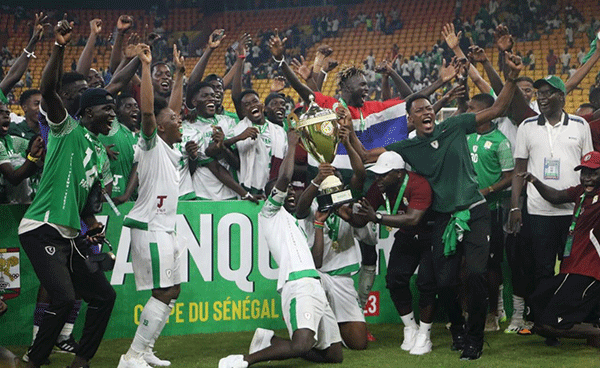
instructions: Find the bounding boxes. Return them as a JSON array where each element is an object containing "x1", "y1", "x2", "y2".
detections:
[
  {"x1": 54, "y1": 41, "x2": 65, "y2": 48},
  {"x1": 27, "y1": 153, "x2": 39, "y2": 163},
  {"x1": 314, "y1": 221, "x2": 324, "y2": 229},
  {"x1": 272, "y1": 55, "x2": 285, "y2": 67},
  {"x1": 509, "y1": 207, "x2": 521, "y2": 213},
  {"x1": 310, "y1": 179, "x2": 320, "y2": 188},
  {"x1": 23, "y1": 48, "x2": 36, "y2": 59},
  {"x1": 238, "y1": 54, "x2": 246, "y2": 59}
]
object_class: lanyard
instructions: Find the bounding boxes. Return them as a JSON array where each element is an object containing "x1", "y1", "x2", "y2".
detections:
[
  {"x1": 339, "y1": 98, "x2": 365, "y2": 131},
  {"x1": 544, "y1": 113, "x2": 568, "y2": 157},
  {"x1": 564, "y1": 192, "x2": 586, "y2": 257},
  {"x1": 325, "y1": 213, "x2": 341, "y2": 242},
  {"x1": 384, "y1": 174, "x2": 409, "y2": 215},
  {"x1": 252, "y1": 121, "x2": 268, "y2": 134}
]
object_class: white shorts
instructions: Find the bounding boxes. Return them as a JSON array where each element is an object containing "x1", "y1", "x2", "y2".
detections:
[
  {"x1": 130, "y1": 229, "x2": 182, "y2": 291},
  {"x1": 281, "y1": 277, "x2": 342, "y2": 351},
  {"x1": 319, "y1": 272, "x2": 365, "y2": 323}
]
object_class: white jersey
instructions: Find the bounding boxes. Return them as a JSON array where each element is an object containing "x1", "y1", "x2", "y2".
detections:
[
  {"x1": 259, "y1": 188, "x2": 319, "y2": 292},
  {"x1": 180, "y1": 115, "x2": 238, "y2": 200},
  {"x1": 124, "y1": 130, "x2": 181, "y2": 231},
  {"x1": 301, "y1": 201, "x2": 361, "y2": 275},
  {"x1": 233, "y1": 117, "x2": 287, "y2": 192}
]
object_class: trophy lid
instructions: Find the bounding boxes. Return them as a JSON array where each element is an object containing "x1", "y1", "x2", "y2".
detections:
[{"x1": 297, "y1": 95, "x2": 338, "y2": 129}]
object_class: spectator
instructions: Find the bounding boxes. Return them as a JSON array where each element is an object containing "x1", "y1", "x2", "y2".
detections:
[{"x1": 546, "y1": 49, "x2": 558, "y2": 75}]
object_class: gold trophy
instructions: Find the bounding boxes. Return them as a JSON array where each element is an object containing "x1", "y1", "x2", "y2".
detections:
[{"x1": 289, "y1": 96, "x2": 354, "y2": 211}]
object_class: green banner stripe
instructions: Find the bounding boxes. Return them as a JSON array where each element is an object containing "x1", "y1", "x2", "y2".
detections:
[
  {"x1": 290, "y1": 297, "x2": 297, "y2": 331},
  {"x1": 288, "y1": 269, "x2": 320, "y2": 281},
  {"x1": 123, "y1": 217, "x2": 148, "y2": 230},
  {"x1": 326, "y1": 263, "x2": 360, "y2": 276},
  {"x1": 150, "y1": 242, "x2": 161, "y2": 289}
]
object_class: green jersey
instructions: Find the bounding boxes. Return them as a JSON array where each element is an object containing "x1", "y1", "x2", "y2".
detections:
[
  {"x1": 386, "y1": 113, "x2": 483, "y2": 213},
  {"x1": 466, "y1": 128, "x2": 514, "y2": 210},
  {"x1": 0, "y1": 134, "x2": 31, "y2": 203},
  {"x1": 8, "y1": 120, "x2": 38, "y2": 140},
  {"x1": 23, "y1": 113, "x2": 112, "y2": 231},
  {"x1": 98, "y1": 119, "x2": 137, "y2": 197}
]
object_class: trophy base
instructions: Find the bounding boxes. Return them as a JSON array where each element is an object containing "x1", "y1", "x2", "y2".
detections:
[{"x1": 316, "y1": 188, "x2": 355, "y2": 212}]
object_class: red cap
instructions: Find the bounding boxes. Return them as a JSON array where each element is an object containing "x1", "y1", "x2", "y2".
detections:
[{"x1": 575, "y1": 151, "x2": 600, "y2": 170}]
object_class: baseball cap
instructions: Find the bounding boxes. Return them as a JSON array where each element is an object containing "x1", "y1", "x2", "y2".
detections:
[
  {"x1": 76, "y1": 88, "x2": 115, "y2": 117},
  {"x1": 533, "y1": 75, "x2": 566, "y2": 94},
  {"x1": 575, "y1": 151, "x2": 600, "y2": 170},
  {"x1": 368, "y1": 151, "x2": 405, "y2": 175}
]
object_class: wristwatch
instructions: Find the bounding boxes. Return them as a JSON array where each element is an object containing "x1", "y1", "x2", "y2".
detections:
[{"x1": 375, "y1": 212, "x2": 383, "y2": 223}]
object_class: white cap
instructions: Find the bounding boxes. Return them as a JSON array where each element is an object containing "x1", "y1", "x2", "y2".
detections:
[{"x1": 367, "y1": 151, "x2": 405, "y2": 174}]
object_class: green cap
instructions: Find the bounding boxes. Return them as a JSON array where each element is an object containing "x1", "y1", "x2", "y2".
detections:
[{"x1": 533, "y1": 75, "x2": 566, "y2": 94}]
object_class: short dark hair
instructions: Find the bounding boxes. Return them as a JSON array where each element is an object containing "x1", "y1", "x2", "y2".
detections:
[
  {"x1": 264, "y1": 92, "x2": 285, "y2": 107},
  {"x1": 337, "y1": 65, "x2": 366, "y2": 88},
  {"x1": 151, "y1": 62, "x2": 169, "y2": 75},
  {"x1": 590, "y1": 87, "x2": 600, "y2": 105},
  {"x1": 515, "y1": 76, "x2": 534, "y2": 85},
  {"x1": 19, "y1": 89, "x2": 41, "y2": 106},
  {"x1": 471, "y1": 93, "x2": 495, "y2": 109},
  {"x1": 203, "y1": 74, "x2": 223, "y2": 85},
  {"x1": 188, "y1": 81, "x2": 214, "y2": 101},
  {"x1": 60, "y1": 72, "x2": 86, "y2": 91},
  {"x1": 116, "y1": 92, "x2": 135, "y2": 110},
  {"x1": 239, "y1": 89, "x2": 260, "y2": 102},
  {"x1": 405, "y1": 94, "x2": 429, "y2": 114},
  {"x1": 154, "y1": 97, "x2": 169, "y2": 118}
]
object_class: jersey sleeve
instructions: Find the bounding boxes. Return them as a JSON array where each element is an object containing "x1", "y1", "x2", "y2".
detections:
[
  {"x1": 0, "y1": 140, "x2": 9, "y2": 164},
  {"x1": 102, "y1": 155, "x2": 113, "y2": 187},
  {"x1": 260, "y1": 187, "x2": 287, "y2": 218},
  {"x1": 514, "y1": 123, "x2": 529, "y2": 160},
  {"x1": 407, "y1": 174, "x2": 432, "y2": 211},
  {"x1": 497, "y1": 138, "x2": 515, "y2": 171},
  {"x1": 40, "y1": 106, "x2": 79, "y2": 137},
  {"x1": 138, "y1": 127, "x2": 158, "y2": 151},
  {"x1": 439, "y1": 112, "x2": 477, "y2": 134}
]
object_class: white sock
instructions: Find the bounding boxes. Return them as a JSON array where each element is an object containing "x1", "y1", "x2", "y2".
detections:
[
  {"x1": 148, "y1": 300, "x2": 175, "y2": 351},
  {"x1": 512, "y1": 295, "x2": 525, "y2": 322},
  {"x1": 497, "y1": 284, "x2": 505, "y2": 312},
  {"x1": 127, "y1": 297, "x2": 170, "y2": 358},
  {"x1": 358, "y1": 265, "x2": 377, "y2": 308},
  {"x1": 32, "y1": 325, "x2": 39, "y2": 342},
  {"x1": 58, "y1": 323, "x2": 74, "y2": 341},
  {"x1": 400, "y1": 312, "x2": 419, "y2": 329},
  {"x1": 419, "y1": 322, "x2": 432, "y2": 338}
]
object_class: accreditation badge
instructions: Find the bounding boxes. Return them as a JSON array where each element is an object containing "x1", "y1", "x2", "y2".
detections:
[
  {"x1": 543, "y1": 157, "x2": 560, "y2": 180},
  {"x1": 0, "y1": 247, "x2": 21, "y2": 301}
]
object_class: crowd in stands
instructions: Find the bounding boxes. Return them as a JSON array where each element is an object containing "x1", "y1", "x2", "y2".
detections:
[{"x1": 1, "y1": 1, "x2": 600, "y2": 367}]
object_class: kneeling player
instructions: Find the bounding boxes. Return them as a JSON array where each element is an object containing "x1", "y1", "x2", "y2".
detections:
[{"x1": 219, "y1": 130, "x2": 343, "y2": 368}]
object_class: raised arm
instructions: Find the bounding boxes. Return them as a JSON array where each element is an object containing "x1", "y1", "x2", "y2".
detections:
[
  {"x1": 138, "y1": 44, "x2": 156, "y2": 137},
  {"x1": 76, "y1": 18, "x2": 102, "y2": 77},
  {"x1": 231, "y1": 33, "x2": 251, "y2": 119},
  {"x1": 169, "y1": 45, "x2": 185, "y2": 115},
  {"x1": 105, "y1": 55, "x2": 141, "y2": 95},
  {"x1": 268, "y1": 30, "x2": 313, "y2": 105},
  {"x1": 407, "y1": 58, "x2": 457, "y2": 100},
  {"x1": 185, "y1": 29, "x2": 225, "y2": 109},
  {"x1": 274, "y1": 129, "x2": 299, "y2": 192},
  {"x1": 338, "y1": 110, "x2": 366, "y2": 191},
  {"x1": 40, "y1": 15, "x2": 73, "y2": 124},
  {"x1": 108, "y1": 15, "x2": 133, "y2": 73},
  {"x1": 565, "y1": 45, "x2": 600, "y2": 94},
  {"x1": 475, "y1": 52, "x2": 522, "y2": 126},
  {"x1": 0, "y1": 13, "x2": 48, "y2": 96},
  {"x1": 295, "y1": 162, "x2": 336, "y2": 219},
  {"x1": 432, "y1": 84, "x2": 466, "y2": 113}
]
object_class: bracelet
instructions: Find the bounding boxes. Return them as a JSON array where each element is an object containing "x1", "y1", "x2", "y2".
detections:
[
  {"x1": 27, "y1": 153, "x2": 39, "y2": 163},
  {"x1": 54, "y1": 41, "x2": 65, "y2": 48},
  {"x1": 238, "y1": 54, "x2": 246, "y2": 59},
  {"x1": 488, "y1": 186, "x2": 494, "y2": 193},
  {"x1": 242, "y1": 192, "x2": 254, "y2": 200},
  {"x1": 509, "y1": 207, "x2": 521, "y2": 213},
  {"x1": 272, "y1": 55, "x2": 285, "y2": 67},
  {"x1": 310, "y1": 179, "x2": 320, "y2": 188},
  {"x1": 23, "y1": 48, "x2": 36, "y2": 59},
  {"x1": 314, "y1": 221, "x2": 324, "y2": 229}
]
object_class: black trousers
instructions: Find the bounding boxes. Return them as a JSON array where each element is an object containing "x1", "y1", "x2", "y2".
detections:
[
  {"x1": 386, "y1": 230, "x2": 436, "y2": 315},
  {"x1": 432, "y1": 203, "x2": 490, "y2": 339},
  {"x1": 20, "y1": 225, "x2": 116, "y2": 366},
  {"x1": 529, "y1": 214, "x2": 571, "y2": 288}
]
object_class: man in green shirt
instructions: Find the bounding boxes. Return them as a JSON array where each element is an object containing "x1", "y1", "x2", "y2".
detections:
[
  {"x1": 465, "y1": 93, "x2": 514, "y2": 332},
  {"x1": 18, "y1": 19, "x2": 116, "y2": 368},
  {"x1": 9, "y1": 89, "x2": 42, "y2": 140},
  {"x1": 363, "y1": 53, "x2": 522, "y2": 361}
]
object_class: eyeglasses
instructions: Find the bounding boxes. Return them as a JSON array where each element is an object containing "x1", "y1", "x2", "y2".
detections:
[{"x1": 536, "y1": 89, "x2": 559, "y2": 98}]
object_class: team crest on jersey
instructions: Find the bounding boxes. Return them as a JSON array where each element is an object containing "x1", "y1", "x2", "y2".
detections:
[
  {"x1": 0, "y1": 248, "x2": 21, "y2": 301},
  {"x1": 593, "y1": 195, "x2": 598, "y2": 204},
  {"x1": 304, "y1": 312, "x2": 312, "y2": 320},
  {"x1": 472, "y1": 145, "x2": 478, "y2": 153},
  {"x1": 45, "y1": 246, "x2": 55, "y2": 256},
  {"x1": 430, "y1": 140, "x2": 439, "y2": 149},
  {"x1": 484, "y1": 141, "x2": 492, "y2": 149}
]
